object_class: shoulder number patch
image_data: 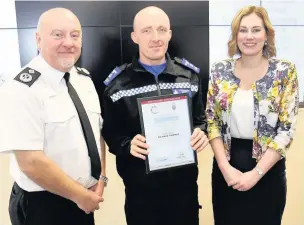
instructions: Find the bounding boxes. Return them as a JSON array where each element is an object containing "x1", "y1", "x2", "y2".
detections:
[
  {"x1": 104, "y1": 63, "x2": 127, "y2": 86},
  {"x1": 104, "y1": 67, "x2": 121, "y2": 86},
  {"x1": 181, "y1": 58, "x2": 200, "y2": 74}
]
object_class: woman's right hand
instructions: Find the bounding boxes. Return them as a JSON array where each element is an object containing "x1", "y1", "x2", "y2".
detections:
[{"x1": 220, "y1": 164, "x2": 243, "y2": 186}]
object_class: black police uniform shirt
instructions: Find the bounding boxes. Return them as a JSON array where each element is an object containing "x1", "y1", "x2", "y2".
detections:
[{"x1": 102, "y1": 53, "x2": 207, "y2": 178}]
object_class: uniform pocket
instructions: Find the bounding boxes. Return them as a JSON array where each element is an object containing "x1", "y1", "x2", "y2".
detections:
[
  {"x1": 9, "y1": 183, "x2": 28, "y2": 225},
  {"x1": 85, "y1": 90, "x2": 102, "y2": 132},
  {"x1": 45, "y1": 94, "x2": 76, "y2": 124},
  {"x1": 84, "y1": 90, "x2": 101, "y2": 113},
  {"x1": 86, "y1": 100, "x2": 101, "y2": 116},
  {"x1": 44, "y1": 94, "x2": 78, "y2": 155}
]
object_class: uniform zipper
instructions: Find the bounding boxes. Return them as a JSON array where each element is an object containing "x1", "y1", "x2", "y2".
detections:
[{"x1": 155, "y1": 76, "x2": 161, "y2": 96}]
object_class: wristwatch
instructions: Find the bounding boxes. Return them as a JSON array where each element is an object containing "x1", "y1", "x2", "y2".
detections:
[
  {"x1": 255, "y1": 167, "x2": 264, "y2": 176},
  {"x1": 100, "y1": 175, "x2": 109, "y2": 187}
]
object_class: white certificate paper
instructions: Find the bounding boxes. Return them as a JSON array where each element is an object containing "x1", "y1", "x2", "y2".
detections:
[{"x1": 138, "y1": 94, "x2": 197, "y2": 173}]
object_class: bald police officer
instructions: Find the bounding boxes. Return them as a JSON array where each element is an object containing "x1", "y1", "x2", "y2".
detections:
[
  {"x1": 102, "y1": 6, "x2": 208, "y2": 225},
  {"x1": 0, "y1": 8, "x2": 107, "y2": 225}
]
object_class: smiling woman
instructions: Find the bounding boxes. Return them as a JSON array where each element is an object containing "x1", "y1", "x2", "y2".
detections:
[
  {"x1": 207, "y1": 5, "x2": 299, "y2": 225},
  {"x1": 228, "y1": 5, "x2": 275, "y2": 58}
]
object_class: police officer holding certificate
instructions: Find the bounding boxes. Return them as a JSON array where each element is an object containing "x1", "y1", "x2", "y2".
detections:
[{"x1": 102, "y1": 6, "x2": 208, "y2": 225}]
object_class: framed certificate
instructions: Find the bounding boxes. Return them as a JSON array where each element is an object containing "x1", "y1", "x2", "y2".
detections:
[{"x1": 137, "y1": 93, "x2": 197, "y2": 174}]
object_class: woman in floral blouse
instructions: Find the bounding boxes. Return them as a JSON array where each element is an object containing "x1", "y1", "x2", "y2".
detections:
[{"x1": 206, "y1": 6, "x2": 299, "y2": 225}]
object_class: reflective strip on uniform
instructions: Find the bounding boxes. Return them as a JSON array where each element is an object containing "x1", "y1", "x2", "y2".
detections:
[
  {"x1": 110, "y1": 82, "x2": 198, "y2": 102},
  {"x1": 191, "y1": 85, "x2": 198, "y2": 92}
]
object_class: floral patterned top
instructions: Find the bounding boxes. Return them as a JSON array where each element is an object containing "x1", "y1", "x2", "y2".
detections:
[{"x1": 206, "y1": 58, "x2": 299, "y2": 161}]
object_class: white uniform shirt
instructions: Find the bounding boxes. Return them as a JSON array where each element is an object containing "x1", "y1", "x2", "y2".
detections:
[
  {"x1": 230, "y1": 88, "x2": 254, "y2": 139},
  {"x1": 0, "y1": 55, "x2": 103, "y2": 191}
]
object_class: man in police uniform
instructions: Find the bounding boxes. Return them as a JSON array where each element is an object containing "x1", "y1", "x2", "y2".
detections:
[
  {"x1": 0, "y1": 8, "x2": 107, "y2": 225},
  {"x1": 102, "y1": 6, "x2": 208, "y2": 225}
]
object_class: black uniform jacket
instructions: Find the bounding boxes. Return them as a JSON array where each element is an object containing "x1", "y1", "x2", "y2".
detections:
[{"x1": 102, "y1": 53, "x2": 207, "y2": 186}]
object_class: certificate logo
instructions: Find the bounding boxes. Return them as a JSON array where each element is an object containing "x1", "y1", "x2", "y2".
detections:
[
  {"x1": 151, "y1": 105, "x2": 158, "y2": 114},
  {"x1": 172, "y1": 103, "x2": 176, "y2": 111}
]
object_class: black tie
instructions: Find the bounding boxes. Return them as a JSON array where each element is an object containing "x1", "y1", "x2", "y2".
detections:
[{"x1": 64, "y1": 72, "x2": 101, "y2": 180}]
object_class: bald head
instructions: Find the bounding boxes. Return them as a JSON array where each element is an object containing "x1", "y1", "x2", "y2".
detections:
[
  {"x1": 36, "y1": 8, "x2": 82, "y2": 72},
  {"x1": 131, "y1": 6, "x2": 172, "y2": 65},
  {"x1": 133, "y1": 6, "x2": 170, "y2": 32},
  {"x1": 37, "y1": 8, "x2": 81, "y2": 34}
]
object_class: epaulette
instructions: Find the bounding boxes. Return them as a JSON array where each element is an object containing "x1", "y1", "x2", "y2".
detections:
[
  {"x1": 174, "y1": 57, "x2": 200, "y2": 74},
  {"x1": 76, "y1": 67, "x2": 91, "y2": 78},
  {"x1": 104, "y1": 63, "x2": 127, "y2": 86},
  {"x1": 14, "y1": 67, "x2": 41, "y2": 87}
]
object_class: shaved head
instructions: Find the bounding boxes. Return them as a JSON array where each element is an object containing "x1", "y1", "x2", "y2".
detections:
[
  {"x1": 133, "y1": 6, "x2": 170, "y2": 31},
  {"x1": 37, "y1": 8, "x2": 81, "y2": 35},
  {"x1": 36, "y1": 8, "x2": 82, "y2": 72},
  {"x1": 131, "y1": 6, "x2": 172, "y2": 65}
]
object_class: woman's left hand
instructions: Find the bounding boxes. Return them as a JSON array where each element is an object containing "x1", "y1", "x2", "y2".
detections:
[{"x1": 229, "y1": 169, "x2": 262, "y2": 192}]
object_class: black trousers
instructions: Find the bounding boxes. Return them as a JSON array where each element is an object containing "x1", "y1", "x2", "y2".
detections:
[
  {"x1": 121, "y1": 165, "x2": 200, "y2": 225},
  {"x1": 212, "y1": 138, "x2": 287, "y2": 225},
  {"x1": 9, "y1": 182, "x2": 94, "y2": 225}
]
